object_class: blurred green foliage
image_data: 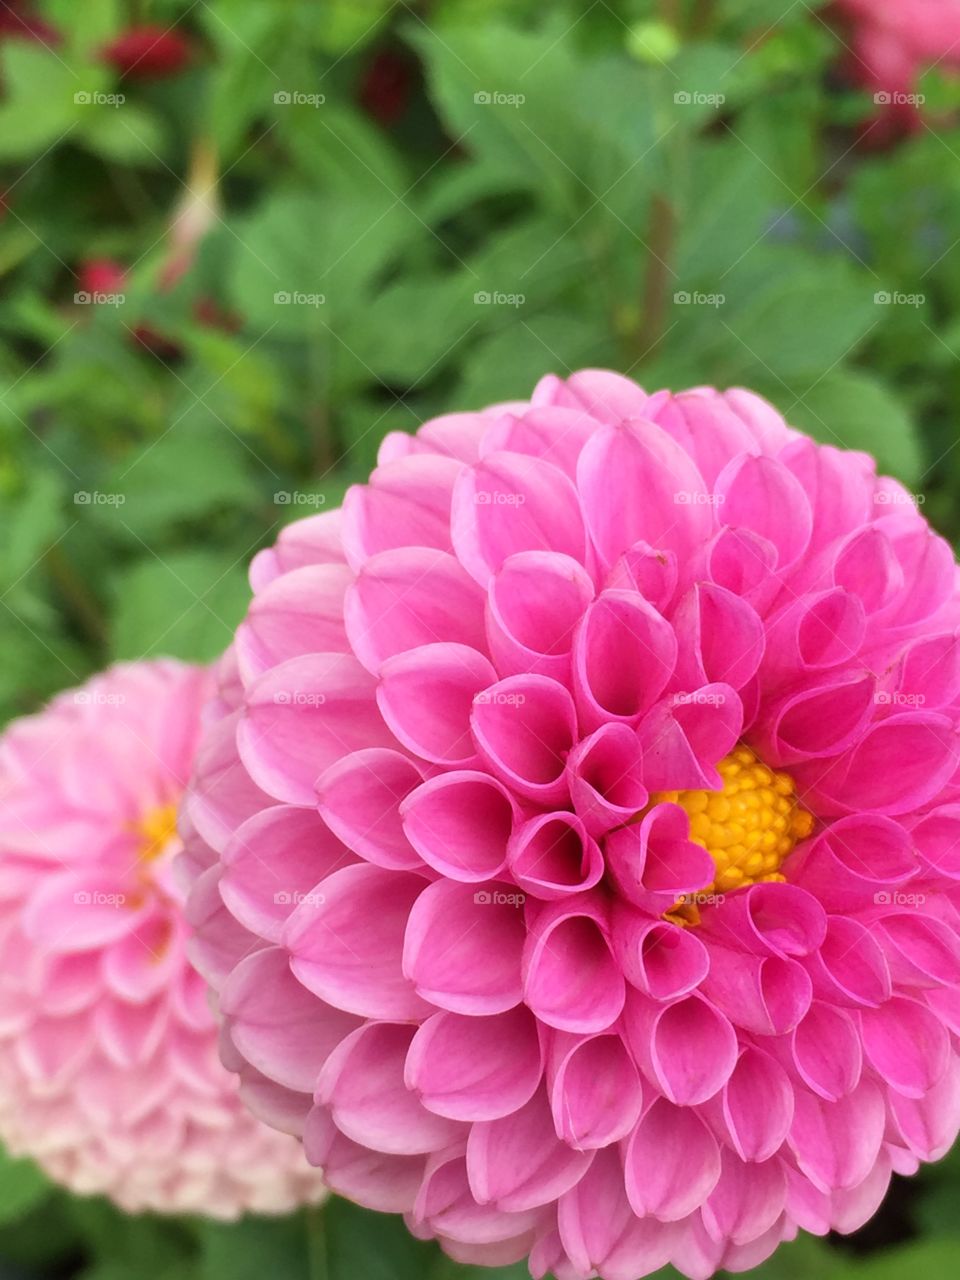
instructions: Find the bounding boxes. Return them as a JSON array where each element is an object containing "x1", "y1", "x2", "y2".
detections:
[{"x1": 2, "y1": 0, "x2": 960, "y2": 1277}]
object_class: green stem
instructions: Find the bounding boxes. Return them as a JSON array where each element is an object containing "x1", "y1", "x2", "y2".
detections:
[
  {"x1": 45, "y1": 542, "x2": 108, "y2": 649},
  {"x1": 306, "y1": 1205, "x2": 329, "y2": 1280},
  {"x1": 636, "y1": 193, "x2": 676, "y2": 361}
]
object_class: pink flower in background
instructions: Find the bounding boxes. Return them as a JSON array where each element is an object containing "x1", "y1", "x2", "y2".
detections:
[
  {"x1": 183, "y1": 370, "x2": 960, "y2": 1277},
  {"x1": 834, "y1": 0, "x2": 960, "y2": 133},
  {"x1": 0, "y1": 660, "x2": 325, "y2": 1217}
]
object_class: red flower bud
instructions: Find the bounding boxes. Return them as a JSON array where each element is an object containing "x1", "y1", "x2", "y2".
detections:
[{"x1": 101, "y1": 24, "x2": 191, "y2": 80}]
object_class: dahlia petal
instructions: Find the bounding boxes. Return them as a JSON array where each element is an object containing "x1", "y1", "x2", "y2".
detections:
[
  {"x1": 699, "y1": 883, "x2": 826, "y2": 959},
  {"x1": 221, "y1": 805, "x2": 354, "y2": 943},
  {"x1": 860, "y1": 996, "x2": 950, "y2": 1098},
  {"x1": 406, "y1": 1006, "x2": 542, "y2": 1121},
  {"x1": 573, "y1": 591, "x2": 677, "y2": 730},
  {"x1": 828, "y1": 1153, "x2": 894, "y2": 1235},
  {"x1": 877, "y1": 912, "x2": 960, "y2": 988},
  {"x1": 888, "y1": 1055, "x2": 960, "y2": 1161},
  {"x1": 791, "y1": 1002, "x2": 862, "y2": 1100},
  {"x1": 672, "y1": 584, "x2": 764, "y2": 692},
  {"x1": 566, "y1": 723, "x2": 649, "y2": 838},
  {"x1": 344, "y1": 548, "x2": 486, "y2": 674},
  {"x1": 401, "y1": 771, "x2": 516, "y2": 882},
  {"x1": 895, "y1": 632, "x2": 960, "y2": 709},
  {"x1": 832, "y1": 526, "x2": 903, "y2": 613},
  {"x1": 612, "y1": 910, "x2": 710, "y2": 1001},
  {"x1": 222, "y1": 947, "x2": 358, "y2": 1092},
  {"x1": 911, "y1": 804, "x2": 960, "y2": 880},
  {"x1": 625, "y1": 1097, "x2": 721, "y2": 1220},
  {"x1": 485, "y1": 551, "x2": 595, "y2": 682},
  {"x1": 787, "y1": 1080, "x2": 885, "y2": 1192},
  {"x1": 304, "y1": 1104, "x2": 425, "y2": 1212},
  {"x1": 452, "y1": 450, "x2": 589, "y2": 585},
  {"x1": 239, "y1": 653, "x2": 394, "y2": 805},
  {"x1": 702, "y1": 1151, "x2": 786, "y2": 1246},
  {"x1": 545, "y1": 1030, "x2": 644, "y2": 1150},
  {"x1": 624, "y1": 991, "x2": 739, "y2": 1105},
  {"x1": 703, "y1": 527, "x2": 780, "y2": 612},
  {"x1": 23, "y1": 871, "x2": 147, "y2": 953},
  {"x1": 558, "y1": 1147, "x2": 679, "y2": 1280},
  {"x1": 759, "y1": 673, "x2": 876, "y2": 765},
  {"x1": 316, "y1": 748, "x2": 427, "y2": 871},
  {"x1": 561, "y1": 368, "x2": 652, "y2": 423},
  {"x1": 605, "y1": 541, "x2": 678, "y2": 613},
  {"x1": 507, "y1": 813, "x2": 604, "y2": 900},
  {"x1": 787, "y1": 814, "x2": 916, "y2": 912},
  {"x1": 235, "y1": 564, "x2": 351, "y2": 683},
  {"x1": 715, "y1": 453, "x2": 812, "y2": 570},
  {"x1": 94, "y1": 998, "x2": 167, "y2": 1068},
  {"x1": 576, "y1": 419, "x2": 714, "y2": 569},
  {"x1": 284, "y1": 864, "x2": 431, "y2": 1020},
  {"x1": 481, "y1": 407, "x2": 600, "y2": 478},
  {"x1": 184, "y1": 864, "x2": 260, "y2": 990},
  {"x1": 316, "y1": 1021, "x2": 462, "y2": 1155},
  {"x1": 522, "y1": 895, "x2": 625, "y2": 1033},
  {"x1": 467, "y1": 1086, "x2": 593, "y2": 1210},
  {"x1": 100, "y1": 914, "x2": 181, "y2": 1003},
  {"x1": 639, "y1": 684, "x2": 743, "y2": 791},
  {"x1": 414, "y1": 1152, "x2": 541, "y2": 1244},
  {"x1": 655, "y1": 390, "x2": 759, "y2": 486},
  {"x1": 403, "y1": 879, "x2": 525, "y2": 1013},
  {"x1": 804, "y1": 915, "x2": 891, "y2": 1008},
  {"x1": 779, "y1": 436, "x2": 874, "y2": 557},
  {"x1": 340, "y1": 454, "x2": 461, "y2": 569},
  {"x1": 715, "y1": 1046, "x2": 794, "y2": 1162},
  {"x1": 700, "y1": 946, "x2": 812, "y2": 1036},
  {"x1": 606, "y1": 806, "x2": 714, "y2": 910},
  {"x1": 471, "y1": 675, "x2": 577, "y2": 805},
  {"x1": 377, "y1": 643, "x2": 495, "y2": 766},
  {"x1": 183, "y1": 709, "x2": 273, "y2": 855}
]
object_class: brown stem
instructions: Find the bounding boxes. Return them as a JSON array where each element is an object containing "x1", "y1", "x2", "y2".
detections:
[
  {"x1": 636, "y1": 194, "x2": 676, "y2": 360},
  {"x1": 45, "y1": 542, "x2": 108, "y2": 648},
  {"x1": 690, "y1": 0, "x2": 716, "y2": 36}
]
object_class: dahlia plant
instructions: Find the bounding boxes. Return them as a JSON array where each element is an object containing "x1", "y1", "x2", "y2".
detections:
[
  {"x1": 181, "y1": 370, "x2": 960, "y2": 1277},
  {"x1": 0, "y1": 660, "x2": 325, "y2": 1217}
]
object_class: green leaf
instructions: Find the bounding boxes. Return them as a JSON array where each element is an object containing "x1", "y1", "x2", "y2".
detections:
[
  {"x1": 0, "y1": 1145, "x2": 50, "y2": 1226},
  {"x1": 787, "y1": 369, "x2": 925, "y2": 485},
  {"x1": 0, "y1": 470, "x2": 63, "y2": 591},
  {"x1": 325, "y1": 1201, "x2": 437, "y2": 1280},
  {"x1": 111, "y1": 551, "x2": 254, "y2": 662},
  {"x1": 200, "y1": 1215, "x2": 312, "y2": 1280}
]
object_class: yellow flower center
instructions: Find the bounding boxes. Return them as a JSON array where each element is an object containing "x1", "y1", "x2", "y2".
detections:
[
  {"x1": 135, "y1": 803, "x2": 179, "y2": 863},
  {"x1": 654, "y1": 745, "x2": 815, "y2": 908}
]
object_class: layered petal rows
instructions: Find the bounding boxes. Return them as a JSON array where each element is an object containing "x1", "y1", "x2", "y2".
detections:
[
  {"x1": 0, "y1": 661, "x2": 325, "y2": 1217},
  {"x1": 183, "y1": 371, "x2": 960, "y2": 1277}
]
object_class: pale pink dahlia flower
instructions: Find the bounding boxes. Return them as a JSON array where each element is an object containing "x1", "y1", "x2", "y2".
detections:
[
  {"x1": 0, "y1": 660, "x2": 325, "y2": 1217},
  {"x1": 834, "y1": 0, "x2": 960, "y2": 133},
  {"x1": 183, "y1": 370, "x2": 960, "y2": 1278}
]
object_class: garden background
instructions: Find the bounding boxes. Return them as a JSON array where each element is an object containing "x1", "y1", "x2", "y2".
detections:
[{"x1": 2, "y1": 0, "x2": 960, "y2": 1277}]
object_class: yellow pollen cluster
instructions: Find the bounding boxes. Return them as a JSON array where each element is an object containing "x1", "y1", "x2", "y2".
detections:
[
  {"x1": 135, "y1": 803, "x2": 179, "y2": 864},
  {"x1": 654, "y1": 745, "x2": 815, "y2": 894}
]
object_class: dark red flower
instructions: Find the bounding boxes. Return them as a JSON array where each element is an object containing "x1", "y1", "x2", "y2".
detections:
[
  {"x1": 358, "y1": 47, "x2": 415, "y2": 126},
  {"x1": 101, "y1": 24, "x2": 191, "y2": 80},
  {"x1": 0, "y1": 1, "x2": 60, "y2": 45}
]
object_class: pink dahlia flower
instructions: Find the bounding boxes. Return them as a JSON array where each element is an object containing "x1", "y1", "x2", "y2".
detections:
[
  {"x1": 0, "y1": 660, "x2": 325, "y2": 1217},
  {"x1": 834, "y1": 0, "x2": 960, "y2": 134},
  {"x1": 183, "y1": 370, "x2": 960, "y2": 1277}
]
